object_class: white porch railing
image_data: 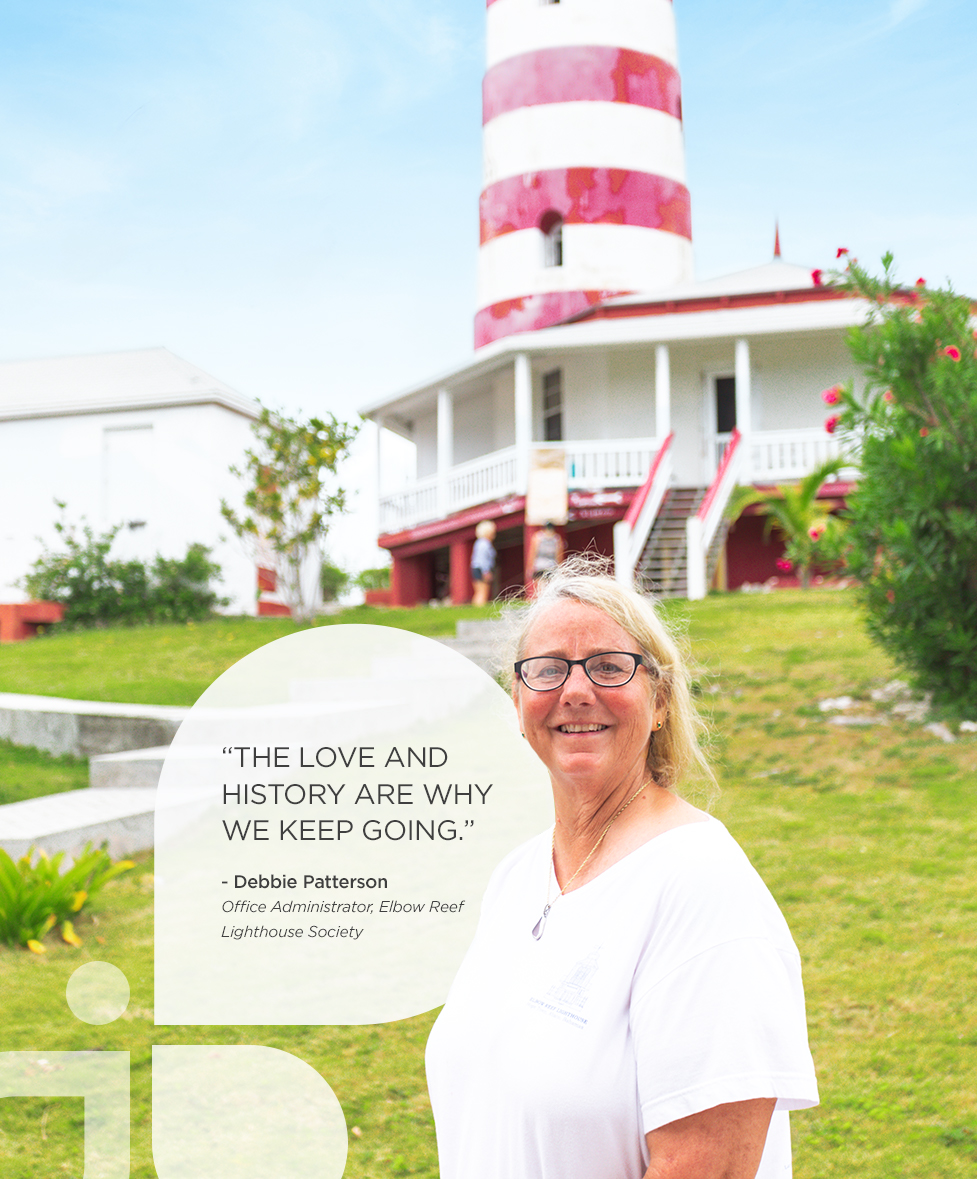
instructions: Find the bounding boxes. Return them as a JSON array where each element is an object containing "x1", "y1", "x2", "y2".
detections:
[
  {"x1": 687, "y1": 428, "x2": 743, "y2": 601},
  {"x1": 379, "y1": 438, "x2": 660, "y2": 534},
  {"x1": 447, "y1": 445, "x2": 519, "y2": 513},
  {"x1": 378, "y1": 475, "x2": 439, "y2": 535},
  {"x1": 566, "y1": 438, "x2": 660, "y2": 489},
  {"x1": 378, "y1": 429, "x2": 858, "y2": 536},
  {"x1": 746, "y1": 428, "x2": 853, "y2": 482}
]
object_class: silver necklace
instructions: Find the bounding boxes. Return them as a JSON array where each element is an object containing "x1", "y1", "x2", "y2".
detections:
[{"x1": 531, "y1": 780, "x2": 649, "y2": 940}]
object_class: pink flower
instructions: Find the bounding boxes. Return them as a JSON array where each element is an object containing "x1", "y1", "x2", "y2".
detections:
[
  {"x1": 811, "y1": 269, "x2": 823, "y2": 286},
  {"x1": 825, "y1": 415, "x2": 840, "y2": 434},
  {"x1": 915, "y1": 277, "x2": 926, "y2": 287},
  {"x1": 821, "y1": 385, "x2": 841, "y2": 405},
  {"x1": 883, "y1": 390, "x2": 895, "y2": 403},
  {"x1": 944, "y1": 345, "x2": 961, "y2": 361},
  {"x1": 808, "y1": 523, "x2": 826, "y2": 541},
  {"x1": 836, "y1": 248, "x2": 849, "y2": 258},
  {"x1": 776, "y1": 557, "x2": 793, "y2": 573},
  {"x1": 919, "y1": 427, "x2": 930, "y2": 437}
]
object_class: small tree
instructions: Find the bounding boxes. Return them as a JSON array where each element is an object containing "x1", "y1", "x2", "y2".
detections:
[
  {"x1": 827, "y1": 253, "x2": 977, "y2": 715},
  {"x1": 221, "y1": 406, "x2": 359, "y2": 621},
  {"x1": 728, "y1": 458, "x2": 848, "y2": 588}
]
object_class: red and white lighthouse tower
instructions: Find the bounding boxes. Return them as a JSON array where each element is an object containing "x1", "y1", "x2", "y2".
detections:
[{"x1": 476, "y1": 0, "x2": 694, "y2": 348}]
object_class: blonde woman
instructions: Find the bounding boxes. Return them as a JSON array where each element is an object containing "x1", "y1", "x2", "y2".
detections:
[
  {"x1": 427, "y1": 558, "x2": 818, "y2": 1179},
  {"x1": 470, "y1": 520, "x2": 497, "y2": 606}
]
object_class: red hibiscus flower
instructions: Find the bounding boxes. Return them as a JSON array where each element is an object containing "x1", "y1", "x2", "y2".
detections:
[
  {"x1": 811, "y1": 269, "x2": 823, "y2": 286},
  {"x1": 915, "y1": 277, "x2": 926, "y2": 286},
  {"x1": 943, "y1": 345, "x2": 961, "y2": 361},
  {"x1": 825, "y1": 415, "x2": 840, "y2": 434},
  {"x1": 836, "y1": 248, "x2": 849, "y2": 258},
  {"x1": 821, "y1": 386, "x2": 841, "y2": 405}
]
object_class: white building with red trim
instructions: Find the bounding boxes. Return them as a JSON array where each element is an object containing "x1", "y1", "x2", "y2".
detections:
[{"x1": 362, "y1": 0, "x2": 864, "y2": 604}]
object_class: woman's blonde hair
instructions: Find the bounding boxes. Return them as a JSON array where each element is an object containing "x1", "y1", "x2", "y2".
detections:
[
  {"x1": 503, "y1": 554, "x2": 715, "y2": 798},
  {"x1": 475, "y1": 519, "x2": 496, "y2": 540}
]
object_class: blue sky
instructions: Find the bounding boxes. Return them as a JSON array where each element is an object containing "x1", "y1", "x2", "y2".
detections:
[{"x1": 1, "y1": 0, "x2": 973, "y2": 568}]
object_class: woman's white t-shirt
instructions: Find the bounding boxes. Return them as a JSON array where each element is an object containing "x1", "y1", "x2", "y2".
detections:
[{"x1": 426, "y1": 818, "x2": 818, "y2": 1179}]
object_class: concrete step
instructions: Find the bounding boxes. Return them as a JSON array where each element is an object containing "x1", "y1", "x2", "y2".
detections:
[
  {"x1": 89, "y1": 746, "x2": 169, "y2": 790},
  {"x1": 436, "y1": 615, "x2": 516, "y2": 678},
  {"x1": 0, "y1": 787, "x2": 158, "y2": 860},
  {"x1": 0, "y1": 692, "x2": 188, "y2": 758}
]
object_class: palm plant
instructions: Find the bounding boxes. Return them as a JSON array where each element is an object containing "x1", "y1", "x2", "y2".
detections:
[{"x1": 727, "y1": 457, "x2": 848, "y2": 589}]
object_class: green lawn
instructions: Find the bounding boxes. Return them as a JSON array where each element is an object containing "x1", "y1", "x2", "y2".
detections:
[
  {"x1": 1, "y1": 589, "x2": 975, "y2": 1176},
  {"x1": 0, "y1": 741, "x2": 89, "y2": 805},
  {"x1": 0, "y1": 604, "x2": 500, "y2": 707}
]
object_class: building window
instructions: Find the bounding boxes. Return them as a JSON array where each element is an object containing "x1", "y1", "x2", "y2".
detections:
[
  {"x1": 540, "y1": 211, "x2": 563, "y2": 268},
  {"x1": 715, "y1": 376, "x2": 736, "y2": 433},
  {"x1": 542, "y1": 369, "x2": 563, "y2": 441}
]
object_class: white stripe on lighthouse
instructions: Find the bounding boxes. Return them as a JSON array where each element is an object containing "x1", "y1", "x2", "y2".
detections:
[
  {"x1": 483, "y1": 102, "x2": 686, "y2": 189},
  {"x1": 487, "y1": 0, "x2": 679, "y2": 70},
  {"x1": 477, "y1": 223, "x2": 693, "y2": 308}
]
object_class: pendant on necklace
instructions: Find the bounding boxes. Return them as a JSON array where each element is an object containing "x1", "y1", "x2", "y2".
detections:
[{"x1": 531, "y1": 903, "x2": 551, "y2": 940}]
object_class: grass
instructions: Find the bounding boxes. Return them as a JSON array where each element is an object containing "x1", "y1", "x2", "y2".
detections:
[
  {"x1": 0, "y1": 605, "x2": 500, "y2": 707},
  {"x1": 0, "y1": 742, "x2": 89, "y2": 806},
  {"x1": 1, "y1": 589, "x2": 976, "y2": 1176}
]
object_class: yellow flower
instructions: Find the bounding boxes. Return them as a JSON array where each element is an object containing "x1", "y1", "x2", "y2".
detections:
[{"x1": 61, "y1": 921, "x2": 83, "y2": 948}]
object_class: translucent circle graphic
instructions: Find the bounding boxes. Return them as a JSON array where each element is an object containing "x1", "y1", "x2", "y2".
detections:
[
  {"x1": 66, "y1": 961, "x2": 130, "y2": 1024},
  {"x1": 154, "y1": 624, "x2": 552, "y2": 1025}
]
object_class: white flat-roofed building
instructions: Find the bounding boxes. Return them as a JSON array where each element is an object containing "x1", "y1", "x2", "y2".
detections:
[{"x1": 0, "y1": 347, "x2": 265, "y2": 614}]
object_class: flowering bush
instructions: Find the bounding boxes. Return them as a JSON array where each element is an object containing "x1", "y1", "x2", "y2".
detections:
[
  {"x1": 825, "y1": 254, "x2": 977, "y2": 715},
  {"x1": 727, "y1": 457, "x2": 847, "y2": 589}
]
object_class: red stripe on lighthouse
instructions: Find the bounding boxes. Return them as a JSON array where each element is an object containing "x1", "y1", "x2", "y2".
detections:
[
  {"x1": 475, "y1": 290, "x2": 627, "y2": 349},
  {"x1": 480, "y1": 168, "x2": 691, "y2": 245},
  {"x1": 483, "y1": 47, "x2": 681, "y2": 124}
]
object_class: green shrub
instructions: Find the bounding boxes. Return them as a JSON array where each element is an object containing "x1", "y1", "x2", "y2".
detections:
[
  {"x1": 319, "y1": 560, "x2": 350, "y2": 603},
  {"x1": 355, "y1": 565, "x2": 391, "y2": 592},
  {"x1": 828, "y1": 254, "x2": 977, "y2": 715},
  {"x1": 21, "y1": 507, "x2": 228, "y2": 628},
  {"x1": 0, "y1": 844, "x2": 134, "y2": 951}
]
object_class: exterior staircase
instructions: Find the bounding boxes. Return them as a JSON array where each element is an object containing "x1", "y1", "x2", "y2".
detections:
[{"x1": 635, "y1": 487, "x2": 730, "y2": 598}]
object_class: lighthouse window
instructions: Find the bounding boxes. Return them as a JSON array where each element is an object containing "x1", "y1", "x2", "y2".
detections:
[
  {"x1": 541, "y1": 212, "x2": 563, "y2": 268},
  {"x1": 542, "y1": 369, "x2": 563, "y2": 442}
]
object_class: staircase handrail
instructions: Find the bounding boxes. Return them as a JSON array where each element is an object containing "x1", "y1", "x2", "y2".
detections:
[
  {"x1": 686, "y1": 429, "x2": 743, "y2": 600},
  {"x1": 697, "y1": 427, "x2": 742, "y2": 551},
  {"x1": 613, "y1": 433, "x2": 674, "y2": 586}
]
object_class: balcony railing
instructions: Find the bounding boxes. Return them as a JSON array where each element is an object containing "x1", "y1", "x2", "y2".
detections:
[
  {"x1": 745, "y1": 428, "x2": 854, "y2": 482},
  {"x1": 379, "y1": 438, "x2": 660, "y2": 534},
  {"x1": 378, "y1": 429, "x2": 859, "y2": 535}
]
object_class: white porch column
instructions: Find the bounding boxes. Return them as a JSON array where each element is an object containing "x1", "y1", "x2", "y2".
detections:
[
  {"x1": 655, "y1": 344, "x2": 671, "y2": 441},
  {"x1": 436, "y1": 388, "x2": 453, "y2": 518},
  {"x1": 735, "y1": 338, "x2": 752, "y2": 438},
  {"x1": 514, "y1": 352, "x2": 532, "y2": 491}
]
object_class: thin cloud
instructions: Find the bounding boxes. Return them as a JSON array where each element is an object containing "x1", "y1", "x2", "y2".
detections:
[{"x1": 889, "y1": 0, "x2": 931, "y2": 24}]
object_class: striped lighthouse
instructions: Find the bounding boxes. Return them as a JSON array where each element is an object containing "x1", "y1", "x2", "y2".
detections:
[{"x1": 475, "y1": 0, "x2": 694, "y2": 349}]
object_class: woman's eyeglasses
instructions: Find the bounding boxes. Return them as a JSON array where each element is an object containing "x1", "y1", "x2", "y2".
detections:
[{"x1": 514, "y1": 652, "x2": 645, "y2": 691}]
